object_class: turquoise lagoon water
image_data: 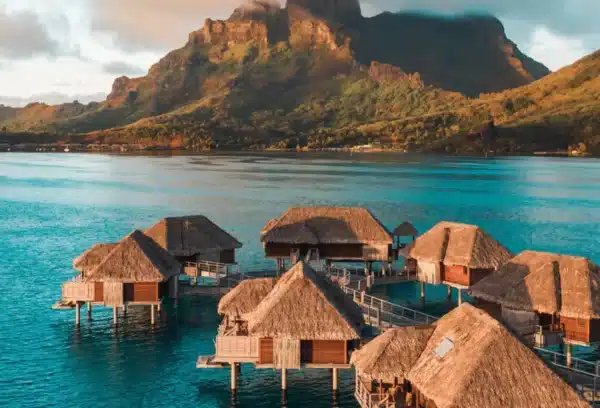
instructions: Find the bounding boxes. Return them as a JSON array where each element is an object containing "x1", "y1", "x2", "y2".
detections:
[{"x1": 1, "y1": 152, "x2": 600, "y2": 407}]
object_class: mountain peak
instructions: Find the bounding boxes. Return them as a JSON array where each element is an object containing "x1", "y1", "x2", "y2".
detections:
[
  {"x1": 287, "y1": 0, "x2": 362, "y2": 23},
  {"x1": 230, "y1": 0, "x2": 282, "y2": 21}
]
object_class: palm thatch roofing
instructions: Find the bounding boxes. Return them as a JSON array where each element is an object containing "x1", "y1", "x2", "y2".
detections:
[
  {"x1": 217, "y1": 278, "x2": 276, "y2": 317},
  {"x1": 260, "y1": 207, "x2": 393, "y2": 245},
  {"x1": 246, "y1": 261, "x2": 365, "y2": 340},
  {"x1": 406, "y1": 304, "x2": 590, "y2": 408},
  {"x1": 351, "y1": 327, "x2": 434, "y2": 383},
  {"x1": 408, "y1": 221, "x2": 512, "y2": 269},
  {"x1": 145, "y1": 215, "x2": 242, "y2": 257},
  {"x1": 470, "y1": 251, "x2": 600, "y2": 319},
  {"x1": 393, "y1": 221, "x2": 417, "y2": 237},
  {"x1": 84, "y1": 230, "x2": 181, "y2": 283},
  {"x1": 73, "y1": 243, "x2": 117, "y2": 272}
]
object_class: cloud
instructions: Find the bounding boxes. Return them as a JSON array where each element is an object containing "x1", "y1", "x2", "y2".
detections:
[
  {"x1": 0, "y1": 92, "x2": 106, "y2": 107},
  {"x1": 365, "y1": 0, "x2": 600, "y2": 40},
  {"x1": 526, "y1": 26, "x2": 591, "y2": 71},
  {"x1": 102, "y1": 61, "x2": 147, "y2": 76},
  {"x1": 0, "y1": 7, "x2": 60, "y2": 59},
  {"x1": 88, "y1": 0, "x2": 245, "y2": 51}
]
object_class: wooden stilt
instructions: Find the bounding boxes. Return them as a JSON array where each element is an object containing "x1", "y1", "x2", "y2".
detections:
[
  {"x1": 420, "y1": 281, "x2": 425, "y2": 302},
  {"x1": 332, "y1": 368, "x2": 338, "y2": 391},
  {"x1": 447, "y1": 286, "x2": 452, "y2": 301},
  {"x1": 458, "y1": 289, "x2": 463, "y2": 306},
  {"x1": 151, "y1": 305, "x2": 156, "y2": 326},
  {"x1": 87, "y1": 302, "x2": 92, "y2": 319},
  {"x1": 566, "y1": 343, "x2": 573, "y2": 367},
  {"x1": 113, "y1": 306, "x2": 118, "y2": 326},
  {"x1": 157, "y1": 303, "x2": 162, "y2": 312},
  {"x1": 281, "y1": 369, "x2": 287, "y2": 391},
  {"x1": 75, "y1": 302, "x2": 81, "y2": 326},
  {"x1": 231, "y1": 362, "x2": 237, "y2": 391}
]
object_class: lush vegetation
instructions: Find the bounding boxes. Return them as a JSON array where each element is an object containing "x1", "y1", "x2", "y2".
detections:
[{"x1": 1, "y1": 12, "x2": 599, "y2": 155}]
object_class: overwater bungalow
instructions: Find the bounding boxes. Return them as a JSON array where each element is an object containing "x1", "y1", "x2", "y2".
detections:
[
  {"x1": 405, "y1": 221, "x2": 511, "y2": 302},
  {"x1": 200, "y1": 261, "x2": 365, "y2": 392},
  {"x1": 392, "y1": 221, "x2": 418, "y2": 249},
  {"x1": 260, "y1": 207, "x2": 394, "y2": 272},
  {"x1": 144, "y1": 215, "x2": 242, "y2": 282},
  {"x1": 61, "y1": 230, "x2": 181, "y2": 326},
  {"x1": 406, "y1": 304, "x2": 589, "y2": 408},
  {"x1": 470, "y1": 251, "x2": 600, "y2": 346},
  {"x1": 351, "y1": 327, "x2": 434, "y2": 408},
  {"x1": 351, "y1": 304, "x2": 589, "y2": 408}
]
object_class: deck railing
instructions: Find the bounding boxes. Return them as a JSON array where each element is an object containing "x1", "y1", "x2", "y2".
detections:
[
  {"x1": 354, "y1": 375, "x2": 396, "y2": 408},
  {"x1": 343, "y1": 286, "x2": 439, "y2": 327},
  {"x1": 534, "y1": 347, "x2": 600, "y2": 404}
]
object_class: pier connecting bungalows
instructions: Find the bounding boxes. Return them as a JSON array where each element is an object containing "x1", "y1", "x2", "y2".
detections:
[
  {"x1": 351, "y1": 304, "x2": 589, "y2": 408},
  {"x1": 470, "y1": 251, "x2": 600, "y2": 346},
  {"x1": 406, "y1": 222, "x2": 511, "y2": 302},
  {"x1": 260, "y1": 207, "x2": 394, "y2": 272},
  {"x1": 144, "y1": 215, "x2": 242, "y2": 282},
  {"x1": 201, "y1": 261, "x2": 365, "y2": 392},
  {"x1": 61, "y1": 230, "x2": 181, "y2": 326}
]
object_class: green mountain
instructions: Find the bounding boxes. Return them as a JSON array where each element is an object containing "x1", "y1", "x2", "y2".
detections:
[{"x1": 2, "y1": 0, "x2": 598, "y2": 154}]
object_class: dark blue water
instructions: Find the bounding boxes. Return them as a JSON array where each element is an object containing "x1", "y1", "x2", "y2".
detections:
[{"x1": 2, "y1": 152, "x2": 600, "y2": 408}]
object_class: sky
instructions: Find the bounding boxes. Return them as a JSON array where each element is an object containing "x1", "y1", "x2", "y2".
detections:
[{"x1": 0, "y1": 0, "x2": 598, "y2": 107}]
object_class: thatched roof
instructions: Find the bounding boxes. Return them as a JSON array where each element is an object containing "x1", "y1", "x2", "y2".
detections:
[
  {"x1": 260, "y1": 207, "x2": 393, "y2": 245},
  {"x1": 351, "y1": 327, "x2": 434, "y2": 382},
  {"x1": 246, "y1": 261, "x2": 365, "y2": 340},
  {"x1": 73, "y1": 243, "x2": 117, "y2": 272},
  {"x1": 408, "y1": 221, "x2": 512, "y2": 269},
  {"x1": 217, "y1": 278, "x2": 276, "y2": 317},
  {"x1": 407, "y1": 304, "x2": 590, "y2": 408},
  {"x1": 85, "y1": 230, "x2": 181, "y2": 283},
  {"x1": 393, "y1": 221, "x2": 417, "y2": 237},
  {"x1": 145, "y1": 216, "x2": 242, "y2": 257},
  {"x1": 470, "y1": 251, "x2": 600, "y2": 319}
]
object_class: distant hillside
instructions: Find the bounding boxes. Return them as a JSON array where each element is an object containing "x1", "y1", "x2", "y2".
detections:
[{"x1": 3, "y1": 0, "x2": 598, "y2": 155}]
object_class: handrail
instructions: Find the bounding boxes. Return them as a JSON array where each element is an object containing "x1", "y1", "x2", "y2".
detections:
[
  {"x1": 355, "y1": 375, "x2": 396, "y2": 408},
  {"x1": 534, "y1": 347, "x2": 600, "y2": 378},
  {"x1": 343, "y1": 286, "x2": 439, "y2": 326}
]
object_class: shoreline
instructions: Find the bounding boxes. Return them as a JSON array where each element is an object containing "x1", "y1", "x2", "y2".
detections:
[{"x1": 0, "y1": 147, "x2": 597, "y2": 159}]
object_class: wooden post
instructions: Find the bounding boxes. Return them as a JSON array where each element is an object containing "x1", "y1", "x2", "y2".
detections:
[
  {"x1": 157, "y1": 303, "x2": 162, "y2": 313},
  {"x1": 332, "y1": 368, "x2": 338, "y2": 391},
  {"x1": 360, "y1": 291, "x2": 365, "y2": 304},
  {"x1": 377, "y1": 303, "x2": 382, "y2": 327},
  {"x1": 364, "y1": 261, "x2": 369, "y2": 276},
  {"x1": 113, "y1": 306, "x2": 118, "y2": 326},
  {"x1": 381, "y1": 262, "x2": 386, "y2": 277},
  {"x1": 458, "y1": 289, "x2": 463, "y2": 306},
  {"x1": 566, "y1": 343, "x2": 573, "y2": 368},
  {"x1": 87, "y1": 302, "x2": 92, "y2": 319},
  {"x1": 151, "y1": 304, "x2": 156, "y2": 326},
  {"x1": 75, "y1": 302, "x2": 81, "y2": 326},
  {"x1": 447, "y1": 286, "x2": 452, "y2": 301},
  {"x1": 231, "y1": 363, "x2": 237, "y2": 391},
  {"x1": 281, "y1": 369, "x2": 287, "y2": 391},
  {"x1": 420, "y1": 282, "x2": 425, "y2": 303}
]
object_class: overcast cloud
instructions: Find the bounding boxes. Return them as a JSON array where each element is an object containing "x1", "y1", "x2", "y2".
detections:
[
  {"x1": 0, "y1": 7, "x2": 60, "y2": 59},
  {"x1": 0, "y1": 0, "x2": 598, "y2": 106}
]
